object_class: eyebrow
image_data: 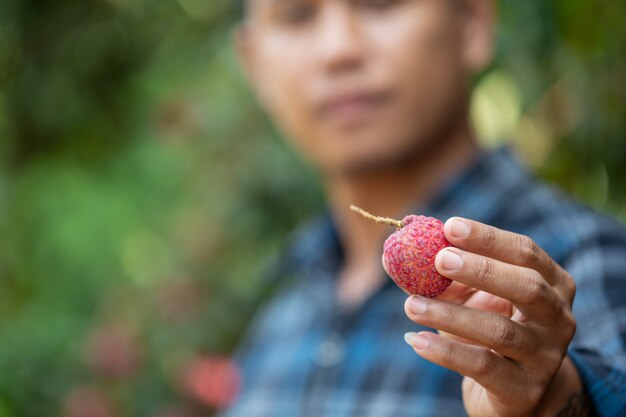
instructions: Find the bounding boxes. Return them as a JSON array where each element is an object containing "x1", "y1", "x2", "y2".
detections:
[
  {"x1": 247, "y1": 0, "x2": 307, "y2": 18},
  {"x1": 258, "y1": 0, "x2": 309, "y2": 8}
]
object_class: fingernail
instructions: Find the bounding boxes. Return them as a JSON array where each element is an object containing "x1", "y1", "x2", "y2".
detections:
[
  {"x1": 408, "y1": 295, "x2": 428, "y2": 315},
  {"x1": 449, "y1": 218, "x2": 470, "y2": 238},
  {"x1": 404, "y1": 332, "x2": 430, "y2": 349},
  {"x1": 440, "y1": 249, "x2": 463, "y2": 271}
]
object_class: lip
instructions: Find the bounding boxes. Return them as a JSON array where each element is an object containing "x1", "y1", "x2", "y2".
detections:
[{"x1": 316, "y1": 90, "x2": 392, "y2": 127}]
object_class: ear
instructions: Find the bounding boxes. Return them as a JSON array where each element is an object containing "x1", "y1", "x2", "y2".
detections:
[
  {"x1": 234, "y1": 23, "x2": 254, "y2": 82},
  {"x1": 459, "y1": 0, "x2": 495, "y2": 73},
  {"x1": 233, "y1": 24, "x2": 270, "y2": 107}
]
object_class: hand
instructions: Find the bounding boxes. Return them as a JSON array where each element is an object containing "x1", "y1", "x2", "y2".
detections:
[{"x1": 403, "y1": 217, "x2": 579, "y2": 417}]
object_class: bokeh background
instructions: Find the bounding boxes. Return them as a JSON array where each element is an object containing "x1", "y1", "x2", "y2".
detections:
[{"x1": 0, "y1": 0, "x2": 625, "y2": 416}]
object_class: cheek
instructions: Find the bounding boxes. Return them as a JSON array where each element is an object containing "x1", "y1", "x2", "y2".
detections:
[
  {"x1": 254, "y1": 36, "x2": 321, "y2": 155},
  {"x1": 256, "y1": 38, "x2": 305, "y2": 112}
]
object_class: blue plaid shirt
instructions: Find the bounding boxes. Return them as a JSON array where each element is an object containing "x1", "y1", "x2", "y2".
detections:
[{"x1": 223, "y1": 147, "x2": 626, "y2": 417}]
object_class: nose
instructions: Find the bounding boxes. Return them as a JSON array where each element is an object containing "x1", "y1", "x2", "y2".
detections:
[{"x1": 311, "y1": 3, "x2": 365, "y2": 76}]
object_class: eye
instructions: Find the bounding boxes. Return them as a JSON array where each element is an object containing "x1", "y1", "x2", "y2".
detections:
[
  {"x1": 275, "y1": 1, "x2": 316, "y2": 25},
  {"x1": 358, "y1": 0, "x2": 402, "y2": 11}
]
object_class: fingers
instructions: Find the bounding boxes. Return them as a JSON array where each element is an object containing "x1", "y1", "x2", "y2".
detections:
[
  {"x1": 435, "y1": 247, "x2": 564, "y2": 320},
  {"x1": 404, "y1": 331, "x2": 525, "y2": 399},
  {"x1": 444, "y1": 217, "x2": 564, "y2": 285},
  {"x1": 404, "y1": 295, "x2": 534, "y2": 362}
]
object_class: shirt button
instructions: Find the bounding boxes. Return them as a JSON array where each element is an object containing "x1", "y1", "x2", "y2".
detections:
[{"x1": 314, "y1": 333, "x2": 346, "y2": 367}]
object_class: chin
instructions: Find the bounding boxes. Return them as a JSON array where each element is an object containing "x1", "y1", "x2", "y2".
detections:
[{"x1": 325, "y1": 144, "x2": 423, "y2": 177}]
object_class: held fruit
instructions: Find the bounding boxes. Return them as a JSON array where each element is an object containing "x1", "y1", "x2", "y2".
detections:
[{"x1": 350, "y1": 205, "x2": 452, "y2": 298}]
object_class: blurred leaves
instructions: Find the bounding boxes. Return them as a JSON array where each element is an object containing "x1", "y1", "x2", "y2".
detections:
[
  {"x1": 493, "y1": 0, "x2": 626, "y2": 213},
  {"x1": 0, "y1": 0, "x2": 624, "y2": 416},
  {"x1": 0, "y1": 0, "x2": 321, "y2": 415}
]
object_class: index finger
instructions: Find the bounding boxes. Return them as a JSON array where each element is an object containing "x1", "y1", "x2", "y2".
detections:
[{"x1": 444, "y1": 217, "x2": 562, "y2": 284}]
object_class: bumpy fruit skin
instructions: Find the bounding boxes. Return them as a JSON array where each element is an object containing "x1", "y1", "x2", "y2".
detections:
[{"x1": 382, "y1": 215, "x2": 452, "y2": 298}]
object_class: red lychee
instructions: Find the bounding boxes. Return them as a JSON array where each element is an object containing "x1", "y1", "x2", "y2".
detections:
[{"x1": 350, "y1": 205, "x2": 452, "y2": 298}]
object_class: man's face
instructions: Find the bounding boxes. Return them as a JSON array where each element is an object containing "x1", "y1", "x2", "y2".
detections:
[{"x1": 239, "y1": 0, "x2": 492, "y2": 175}]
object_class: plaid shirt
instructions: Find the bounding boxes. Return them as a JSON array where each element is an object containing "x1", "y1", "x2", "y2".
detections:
[{"x1": 222, "y1": 147, "x2": 626, "y2": 417}]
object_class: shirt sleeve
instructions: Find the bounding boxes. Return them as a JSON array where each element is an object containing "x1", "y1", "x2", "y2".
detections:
[{"x1": 564, "y1": 228, "x2": 626, "y2": 417}]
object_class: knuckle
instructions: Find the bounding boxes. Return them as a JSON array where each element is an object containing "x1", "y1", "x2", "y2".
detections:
[
  {"x1": 482, "y1": 227, "x2": 498, "y2": 250},
  {"x1": 526, "y1": 384, "x2": 546, "y2": 405},
  {"x1": 542, "y1": 349, "x2": 565, "y2": 376},
  {"x1": 473, "y1": 352, "x2": 494, "y2": 376},
  {"x1": 543, "y1": 303, "x2": 576, "y2": 339},
  {"x1": 475, "y1": 256, "x2": 495, "y2": 284},
  {"x1": 493, "y1": 320, "x2": 518, "y2": 348},
  {"x1": 518, "y1": 235, "x2": 541, "y2": 265},
  {"x1": 441, "y1": 343, "x2": 458, "y2": 366},
  {"x1": 437, "y1": 304, "x2": 458, "y2": 329},
  {"x1": 565, "y1": 274, "x2": 577, "y2": 301},
  {"x1": 562, "y1": 311, "x2": 577, "y2": 339},
  {"x1": 524, "y1": 274, "x2": 550, "y2": 305}
]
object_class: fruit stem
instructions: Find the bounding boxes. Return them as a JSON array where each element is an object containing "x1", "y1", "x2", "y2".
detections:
[{"x1": 349, "y1": 205, "x2": 403, "y2": 228}]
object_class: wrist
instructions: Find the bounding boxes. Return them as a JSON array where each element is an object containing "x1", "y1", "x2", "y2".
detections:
[{"x1": 535, "y1": 356, "x2": 593, "y2": 417}]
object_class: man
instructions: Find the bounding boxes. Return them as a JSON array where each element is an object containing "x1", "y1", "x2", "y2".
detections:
[{"x1": 224, "y1": 0, "x2": 626, "y2": 416}]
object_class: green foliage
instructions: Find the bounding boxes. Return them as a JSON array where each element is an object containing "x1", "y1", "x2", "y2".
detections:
[
  {"x1": 495, "y1": 0, "x2": 626, "y2": 213},
  {"x1": 0, "y1": 0, "x2": 624, "y2": 416}
]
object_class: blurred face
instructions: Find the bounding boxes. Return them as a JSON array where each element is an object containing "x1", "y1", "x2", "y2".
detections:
[{"x1": 238, "y1": 0, "x2": 492, "y2": 175}]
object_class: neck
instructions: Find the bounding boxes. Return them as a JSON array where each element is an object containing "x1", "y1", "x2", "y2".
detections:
[{"x1": 324, "y1": 121, "x2": 479, "y2": 307}]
